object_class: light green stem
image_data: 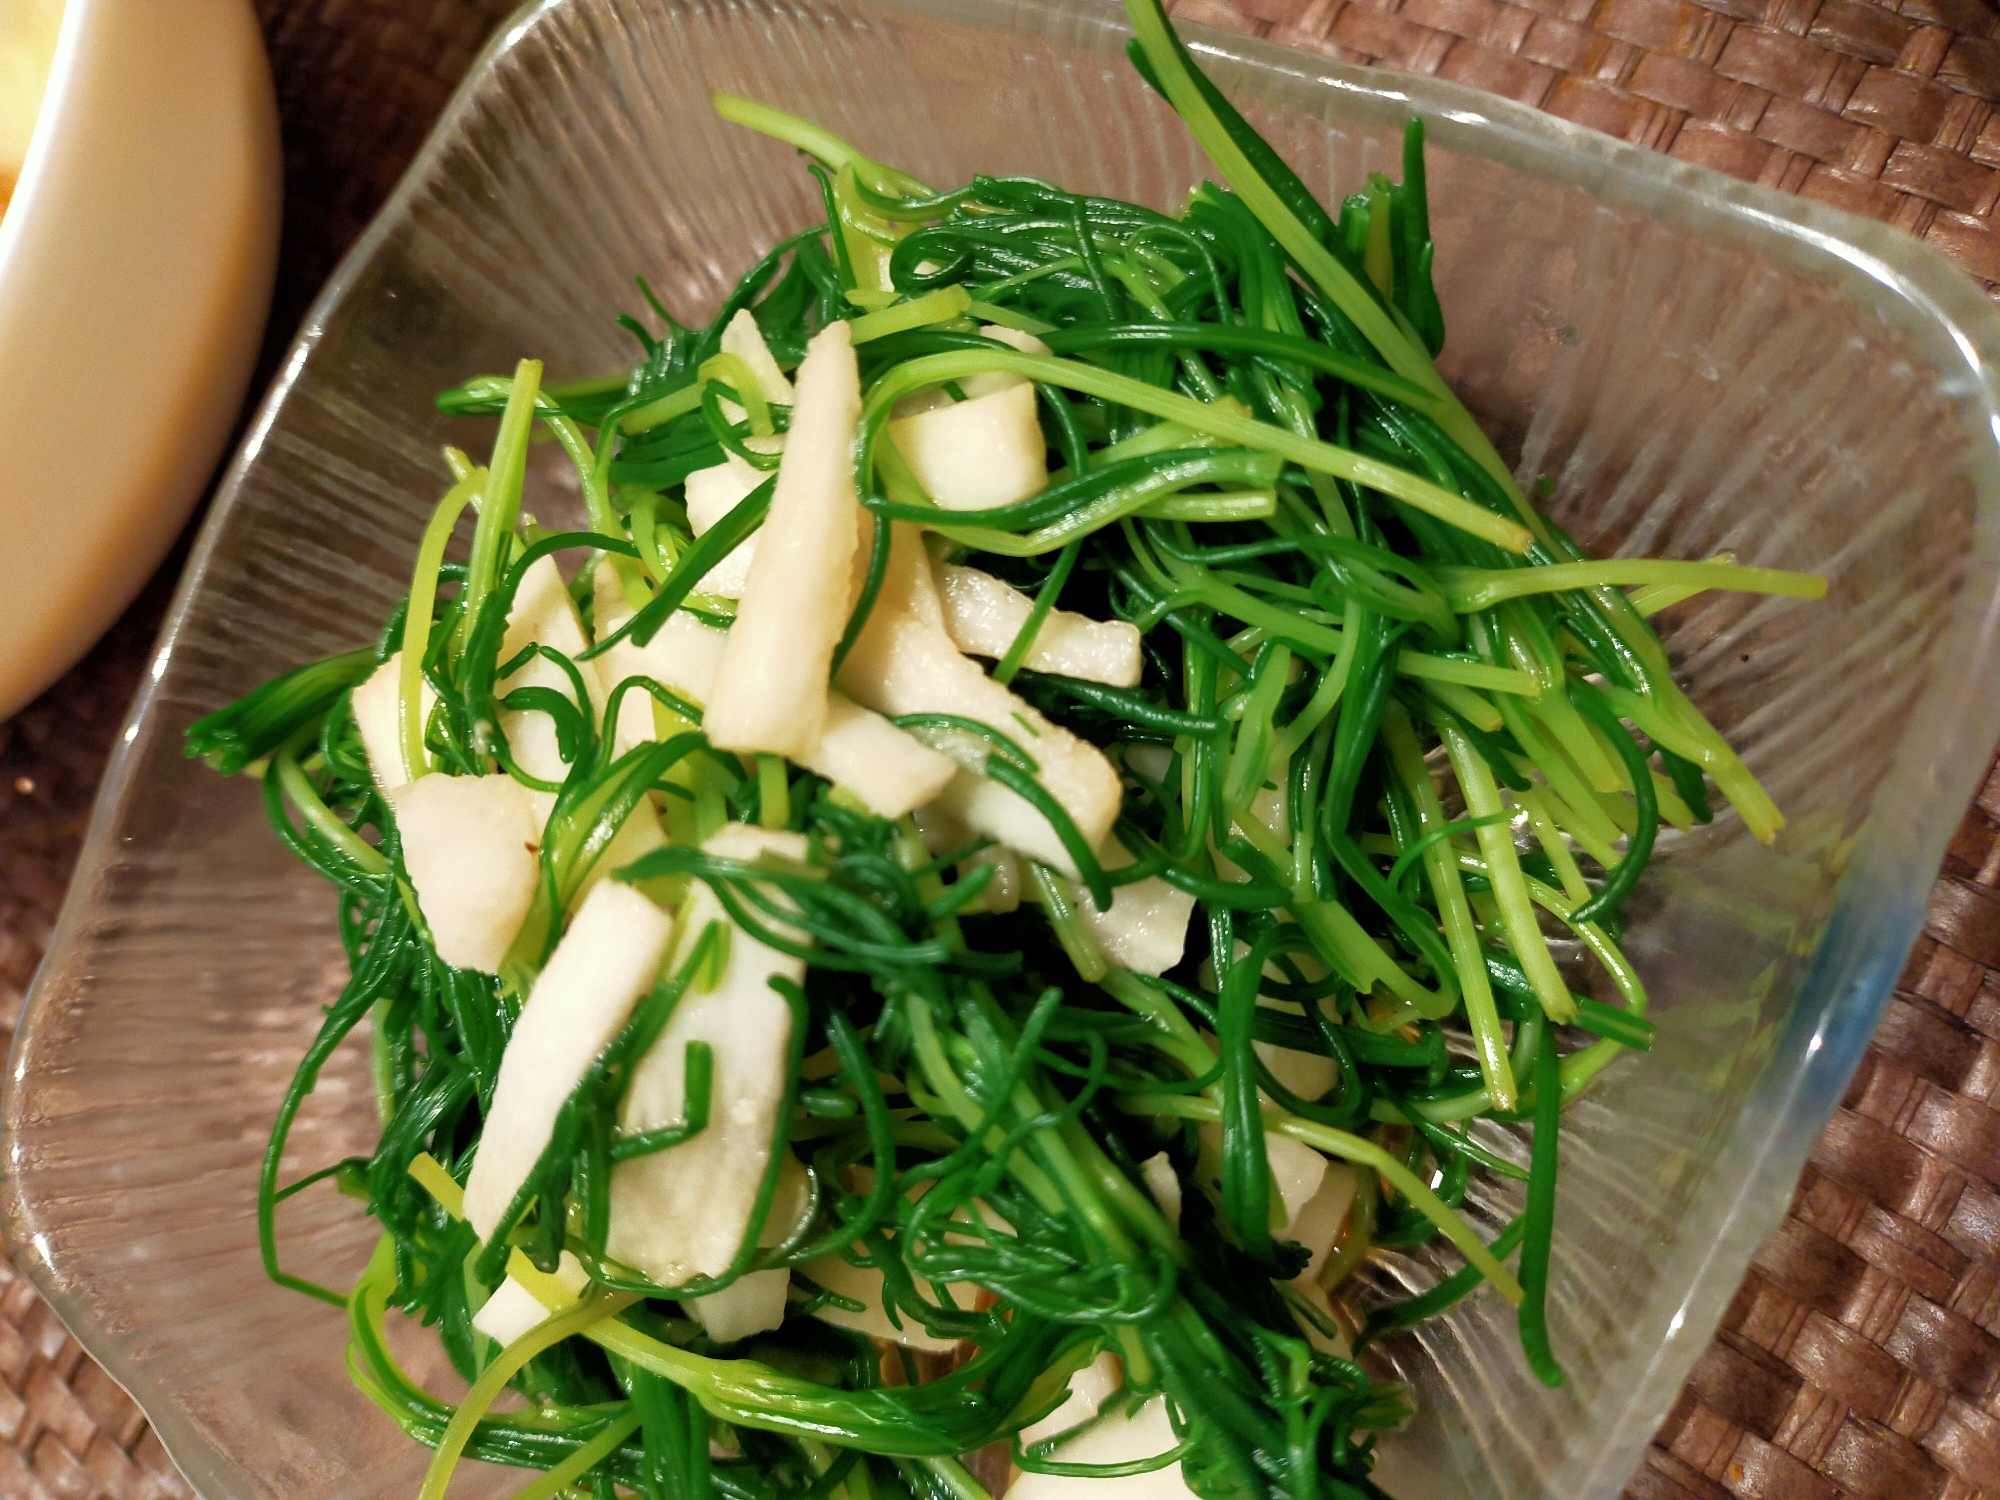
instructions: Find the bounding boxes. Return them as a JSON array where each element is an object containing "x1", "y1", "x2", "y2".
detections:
[
  {"x1": 1529, "y1": 691, "x2": 1621, "y2": 794},
  {"x1": 849, "y1": 286, "x2": 973, "y2": 343},
  {"x1": 509, "y1": 1412, "x2": 644, "y2": 1500},
  {"x1": 398, "y1": 468, "x2": 484, "y2": 779},
  {"x1": 539, "y1": 409, "x2": 620, "y2": 535},
  {"x1": 1496, "y1": 697, "x2": 1624, "y2": 859},
  {"x1": 1442, "y1": 558, "x2": 1824, "y2": 612},
  {"x1": 1115, "y1": 1094, "x2": 1522, "y2": 1303},
  {"x1": 701, "y1": 352, "x2": 776, "y2": 434},
  {"x1": 1117, "y1": 0, "x2": 1537, "y2": 526},
  {"x1": 1097, "y1": 968, "x2": 1220, "y2": 1084},
  {"x1": 1515, "y1": 784, "x2": 1591, "y2": 903},
  {"x1": 456, "y1": 359, "x2": 542, "y2": 653},
  {"x1": 1420, "y1": 679, "x2": 1502, "y2": 731},
  {"x1": 1383, "y1": 704, "x2": 1514, "y2": 1110},
  {"x1": 417, "y1": 1289, "x2": 637, "y2": 1500},
  {"x1": 1441, "y1": 725, "x2": 1575, "y2": 1024},
  {"x1": 712, "y1": 92, "x2": 933, "y2": 198},
  {"x1": 621, "y1": 382, "x2": 704, "y2": 435},
  {"x1": 1604, "y1": 684, "x2": 1783, "y2": 844},
  {"x1": 1269, "y1": 600, "x2": 1359, "y2": 763},
  {"x1": 1399, "y1": 650, "x2": 1537, "y2": 696},
  {"x1": 1031, "y1": 865, "x2": 1109, "y2": 983},
  {"x1": 275, "y1": 749, "x2": 390, "y2": 875},
  {"x1": 863, "y1": 350, "x2": 1532, "y2": 553}
]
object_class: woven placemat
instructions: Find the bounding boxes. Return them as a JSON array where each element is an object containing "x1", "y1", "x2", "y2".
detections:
[{"x1": 2, "y1": 1, "x2": 1997, "y2": 1497}]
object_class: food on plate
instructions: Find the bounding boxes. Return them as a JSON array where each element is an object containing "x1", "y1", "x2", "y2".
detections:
[
  {"x1": 184, "y1": 1, "x2": 1824, "y2": 1495},
  {"x1": 0, "y1": 0, "x2": 61, "y2": 217}
]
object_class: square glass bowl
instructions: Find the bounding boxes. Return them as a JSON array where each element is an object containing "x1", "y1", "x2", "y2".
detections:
[{"x1": 9, "y1": 0, "x2": 2000, "y2": 1496}]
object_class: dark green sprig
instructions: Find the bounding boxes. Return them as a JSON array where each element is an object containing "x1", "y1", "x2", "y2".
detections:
[{"x1": 185, "y1": 9, "x2": 1811, "y2": 1498}]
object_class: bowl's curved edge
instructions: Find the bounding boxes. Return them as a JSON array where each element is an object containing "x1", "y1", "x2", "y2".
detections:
[{"x1": 6, "y1": 3, "x2": 2000, "y2": 1498}]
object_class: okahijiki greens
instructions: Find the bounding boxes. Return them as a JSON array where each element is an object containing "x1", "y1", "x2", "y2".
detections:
[{"x1": 186, "y1": 3, "x2": 1822, "y2": 1497}]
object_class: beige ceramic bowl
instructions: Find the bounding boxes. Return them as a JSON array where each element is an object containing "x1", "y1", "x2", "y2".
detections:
[{"x1": 0, "y1": 0, "x2": 279, "y2": 720}]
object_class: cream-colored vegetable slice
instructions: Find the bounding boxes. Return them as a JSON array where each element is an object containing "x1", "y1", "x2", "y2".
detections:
[
  {"x1": 914, "y1": 804, "x2": 1024, "y2": 915},
  {"x1": 1197, "y1": 1122, "x2": 1326, "y2": 1235},
  {"x1": 1286, "y1": 1164, "x2": 1357, "y2": 1277},
  {"x1": 681, "y1": 455, "x2": 766, "y2": 598},
  {"x1": 1075, "y1": 843, "x2": 1196, "y2": 975},
  {"x1": 523, "y1": 786, "x2": 666, "y2": 904},
  {"x1": 705, "y1": 321, "x2": 863, "y2": 759},
  {"x1": 720, "y1": 308, "x2": 796, "y2": 406},
  {"x1": 1282, "y1": 1164, "x2": 1358, "y2": 1356},
  {"x1": 685, "y1": 453, "x2": 768, "y2": 532},
  {"x1": 593, "y1": 568, "x2": 722, "y2": 715},
  {"x1": 1011, "y1": 1357, "x2": 1197, "y2": 1500},
  {"x1": 593, "y1": 566, "x2": 953, "y2": 818},
  {"x1": 798, "y1": 1251, "x2": 980, "y2": 1352},
  {"x1": 888, "y1": 380, "x2": 1047, "y2": 511},
  {"x1": 1019, "y1": 1351, "x2": 1123, "y2": 1446},
  {"x1": 1140, "y1": 1152, "x2": 1181, "y2": 1233},
  {"x1": 498, "y1": 553, "x2": 603, "y2": 791},
  {"x1": 936, "y1": 769, "x2": 1107, "y2": 879},
  {"x1": 462, "y1": 880, "x2": 674, "y2": 1239},
  {"x1": 714, "y1": 310, "x2": 790, "y2": 459},
  {"x1": 606, "y1": 825, "x2": 808, "y2": 1287},
  {"x1": 812, "y1": 694, "x2": 957, "y2": 819},
  {"x1": 472, "y1": 1251, "x2": 592, "y2": 1346},
  {"x1": 891, "y1": 326, "x2": 1051, "y2": 416},
  {"x1": 980, "y1": 324, "x2": 1052, "y2": 359},
  {"x1": 1021, "y1": 1395, "x2": 1186, "y2": 1487},
  {"x1": 592, "y1": 561, "x2": 728, "y2": 757},
  {"x1": 1212, "y1": 783, "x2": 1288, "y2": 884},
  {"x1": 837, "y1": 524, "x2": 1121, "y2": 875},
  {"x1": 935, "y1": 563, "x2": 1142, "y2": 687},
  {"x1": 962, "y1": 843, "x2": 1024, "y2": 913},
  {"x1": 391, "y1": 773, "x2": 539, "y2": 974},
  {"x1": 472, "y1": 1278, "x2": 559, "y2": 1348},
  {"x1": 1253, "y1": 996, "x2": 1339, "y2": 1103},
  {"x1": 687, "y1": 1269, "x2": 791, "y2": 1345},
  {"x1": 363, "y1": 561, "x2": 656, "y2": 906},
  {"x1": 351, "y1": 652, "x2": 437, "y2": 791},
  {"x1": 513, "y1": 574, "x2": 673, "y2": 891},
  {"x1": 587, "y1": 558, "x2": 653, "y2": 755},
  {"x1": 685, "y1": 1151, "x2": 811, "y2": 1344},
  {"x1": 1266, "y1": 1131, "x2": 1329, "y2": 1233}
]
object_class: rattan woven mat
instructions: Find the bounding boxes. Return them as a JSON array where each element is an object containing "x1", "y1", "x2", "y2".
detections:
[{"x1": 1, "y1": 1, "x2": 1996, "y2": 1497}]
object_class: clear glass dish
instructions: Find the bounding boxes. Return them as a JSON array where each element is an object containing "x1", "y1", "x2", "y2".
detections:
[{"x1": 8, "y1": 1, "x2": 2000, "y2": 1496}]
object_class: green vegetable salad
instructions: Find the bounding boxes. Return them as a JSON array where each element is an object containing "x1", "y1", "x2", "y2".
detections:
[{"x1": 186, "y1": 3, "x2": 1823, "y2": 1497}]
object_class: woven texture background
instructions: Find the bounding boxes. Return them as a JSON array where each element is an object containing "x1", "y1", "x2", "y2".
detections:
[
  {"x1": 1195, "y1": 0, "x2": 2000, "y2": 288},
  {"x1": 0, "y1": 1, "x2": 1996, "y2": 1498}
]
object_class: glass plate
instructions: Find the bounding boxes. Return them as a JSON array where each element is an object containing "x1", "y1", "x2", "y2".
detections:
[{"x1": 9, "y1": 1, "x2": 2000, "y2": 1495}]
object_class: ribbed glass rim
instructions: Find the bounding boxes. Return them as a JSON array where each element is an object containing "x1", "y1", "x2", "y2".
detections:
[{"x1": 9, "y1": 1, "x2": 2000, "y2": 1496}]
